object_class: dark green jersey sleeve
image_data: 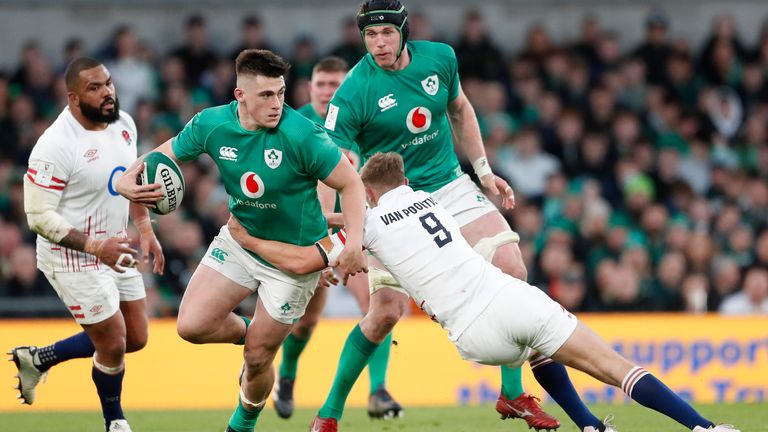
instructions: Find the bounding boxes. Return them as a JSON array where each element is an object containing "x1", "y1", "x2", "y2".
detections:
[
  {"x1": 172, "y1": 113, "x2": 206, "y2": 161},
  {"x1": 445, "y1": 45, "x2": 460, "y2": 102},
  {"x1": 299, "y1": 124, "x2": 343, "y2": 181}
]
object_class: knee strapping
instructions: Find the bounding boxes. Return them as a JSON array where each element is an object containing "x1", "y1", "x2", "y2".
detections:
[
  {"x1": 368, "y1": 267, "x2": 400, "y2": 292},
  {"x1": 473, "y1": 231, "x2": 520, "y2": 262},
  {"x1": 92, "y1": 356, "x2": 125, "y2": 375},
  {"x1": 239, "y1": 386, "x2": 266, "y2": 410}
]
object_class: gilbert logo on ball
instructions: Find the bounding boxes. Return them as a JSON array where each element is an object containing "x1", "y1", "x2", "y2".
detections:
[
  {"x1": 406, "y1": 106, "x2": 432, "y2": 134},
  {"x1": 141, "y1": 152, "x2": 185, "y2": 215},
  {"x1": 240, "y1": 172, "x2": 265, "y2": 199}
]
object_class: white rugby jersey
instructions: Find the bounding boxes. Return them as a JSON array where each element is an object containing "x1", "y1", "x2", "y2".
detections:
[
  {"x1": 26, "y1": 108, "x2": 137, "y2": 273},
  {"x1": 363, "y1": 185, "x2": 505, "y2": 341}
]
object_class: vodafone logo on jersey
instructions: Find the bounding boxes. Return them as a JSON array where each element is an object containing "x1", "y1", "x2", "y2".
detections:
[
  {"x1": 240, "y1": 172, "x2": 265, "y2": 199},
  {"x1": 406, "y1": 107, "x2": 432, "y2": 134}
]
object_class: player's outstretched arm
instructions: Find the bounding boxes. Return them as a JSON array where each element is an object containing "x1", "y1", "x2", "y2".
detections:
[
  {"x1": 130, "y1": 203, "x2": 164, "y2": 275},
  {"x1": 320, "y1": 157, "x2": 367, "y2": 282},
  {"x1": 448, "y1": 86, "x2": 516, "y2": 210},
  {"x1": 227, "y1": 215, "x2": 327, "y2": 275},
  {"x1": 115, "y1": 139, "x2": 176, "y2": 206}
]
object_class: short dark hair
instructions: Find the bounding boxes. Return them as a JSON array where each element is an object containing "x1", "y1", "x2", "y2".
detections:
[
  {"x1": 64, "y1": 57, "x2": 103, "y2": 91},
  {"x1": 242, "y1": 15, "x2": 261, "y2": 28},
  {"x1": 360, "y1": 152, "x2": 406, "y2": 190},
  {"x1": 313, "y1": 56, "x2": 348, "y2": 76},
  {"x1": 235, "y1": 49, "x2": 290, "y2": 79},
  {"x1": 186, "y1": 14, "x2": 205, "y2": 29}
]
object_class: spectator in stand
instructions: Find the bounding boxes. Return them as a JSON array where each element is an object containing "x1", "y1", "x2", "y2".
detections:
[
  {"x1": 329, "y1": 16, "x2": 367, "y2": 67},
  {"x1": 699, "y1": 14, "x2": 747, "y2": 87},
  {"x1": 571, "y1": 15, "x2": 600, "y2": 66},
  {"x1": 230, "y1": 15, "x2": 273, "y2": 61},
  {"x1": 496, "y1": 128, "x2": 560, "y2": 203},
  {"x1": 632, "y1": 8, "x2": 672, "y2": 85},
  {"x1": 709, "y1": 256, "x2": 742, "y2": 311},
  {"x1": 106, "y1": 25, "x2": 156, "y2": 114},
  {"x1": 550, "y1": 264, "x2": 595, "y2": 312},
  {"x1": 681, "y1": 273, "x2": 710, "y2": 313},
  {"x1": 199, "y1": 57, "x2": 235, "y2": 107},
  {"x1": 652, "y1": 252, "x2": 687, "y2": 311},
  {"x1": 665, "y1": 52, "x2": 701, "y2": 109},
  {"x1": 753, "y1": 230, "x2": 768, "y2": 268},
  {"x1": 4, "y1": 244, "x2": 53, "y2": 297},
  {"x1": 520, "y1": 22, "x2": 553, "y2": 70},
  {"x1": 736, "y1": 60, "x2": 767, "y2": 115},
  {"x1": 408, "y1": 10, "x2": 439, "y2": 42},
  {"x1": 719, "y1": 267, "x2": 768, "y2": 314},
  {"x1": 454, "y1": 9, "x2": 505, "y2": 81},
  {"x1": 170, "y1": 14, "x2": 217, "y2": 88}
]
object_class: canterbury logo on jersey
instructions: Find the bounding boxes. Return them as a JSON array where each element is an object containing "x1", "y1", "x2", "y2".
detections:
[
  {"x1": 210, "y1": 248, "x2": 228, "y2": 262},
  {"x1": 219, "y1": 146, "x2": 238, "y2": 161},
  {"x1": 378, "y1": 93, "x2": 398, "y2": 112}
]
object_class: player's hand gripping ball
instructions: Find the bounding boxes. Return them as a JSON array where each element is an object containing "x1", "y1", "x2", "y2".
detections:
[{"x1": 139, "y1": 152, "x2": 185, "y2": 215}]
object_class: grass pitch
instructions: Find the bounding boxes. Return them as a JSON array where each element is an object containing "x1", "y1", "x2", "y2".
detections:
[{"x1": 0, "y1": 404, "x2": 764, "y2": 431}]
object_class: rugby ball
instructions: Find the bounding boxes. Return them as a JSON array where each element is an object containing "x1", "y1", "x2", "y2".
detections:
[{"x1": 140, "y1": 152, "x2": 185, "y2": 215}]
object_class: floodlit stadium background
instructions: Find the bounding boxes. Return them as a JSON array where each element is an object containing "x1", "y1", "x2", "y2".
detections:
[{"x1": 1, "y1": 0, "x2": 767, "y2": 411}]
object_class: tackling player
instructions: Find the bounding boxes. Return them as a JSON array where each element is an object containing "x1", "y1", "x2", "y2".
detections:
[
  {"x1": 228, "y1": 152, "x2": 741, "y2": 432},
  {"x1": 315, "y1": 0, "x2": 560, "y2": 429},
  {"x1": 9, "y1": 57, "x2": 165, "y2": 432},
  {"x1": 115, "y1": 49, "x2": 367, "y2": 432}
]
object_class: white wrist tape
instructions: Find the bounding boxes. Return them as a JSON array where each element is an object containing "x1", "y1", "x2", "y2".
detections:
[
  {"x1": 472, "y1": 157, "x2": 493, "y2": 178},
  {"x1": 316, "y1": 229, "x2": 347, "y2": 266},
  {"x1": 116, "y1": 253, "x2": 137, "y2": 268},
  {"x1": 24, "y1": 176, "x2": 75, "y2": 243}
]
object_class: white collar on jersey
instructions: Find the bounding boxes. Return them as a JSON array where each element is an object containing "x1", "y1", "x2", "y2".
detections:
[{"x1": 377, "y1": 185, "x2": 413, "y2": 206}]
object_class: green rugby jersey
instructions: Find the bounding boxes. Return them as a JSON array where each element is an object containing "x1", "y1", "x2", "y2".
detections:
[
  {"x1": 324, "y1": 40, "x2": 463, "y2": 193},
  {"x1": 296, "y1": 103, "x2": 324, "y2": 125},
  {"x1": 172, "y1": 101, "x2": 341, "y2": 264},
  {"x1": 297, "y1": 103, "x2": 365, "y2": 170}
]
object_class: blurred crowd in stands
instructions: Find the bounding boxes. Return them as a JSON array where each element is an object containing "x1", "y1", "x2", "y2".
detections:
[{"x1": 1, "y1": 8, "x2": 767, "y2": 317}]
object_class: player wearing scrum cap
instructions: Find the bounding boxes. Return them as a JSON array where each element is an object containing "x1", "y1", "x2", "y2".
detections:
[
  {"x1": 9, "y1": 57, "x2": 164, "y2": 432},
  {"x1": 311, "y1": 0, "x2": 564, "y2": 429}
]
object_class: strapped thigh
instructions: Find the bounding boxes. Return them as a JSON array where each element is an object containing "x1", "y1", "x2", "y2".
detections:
[{"x1": 472, "y1": 231, "x2": 520, "y2": 262}]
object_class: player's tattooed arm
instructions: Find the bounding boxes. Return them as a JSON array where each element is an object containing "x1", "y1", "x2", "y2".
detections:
[
  {"x1": 57, "y1": 229, "x2": 88, "y2": 251},
  {"x1": 57, "y1": 229, "x2": 139, "y2": 273}
]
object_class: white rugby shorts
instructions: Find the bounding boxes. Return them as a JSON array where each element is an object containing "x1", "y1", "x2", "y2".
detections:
[
  {"x1": 454, "y1": 277, "x2": 578, "y2": 368},
  {"x1": 431, "y1": 174, "x2": 497, "y2": 227},
  {"x1": 44, "y1": 267, "x2": 144, "y2": 325},
  {"x1": 200, "y1": 225, "x2": 321, "y2": 324}
]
